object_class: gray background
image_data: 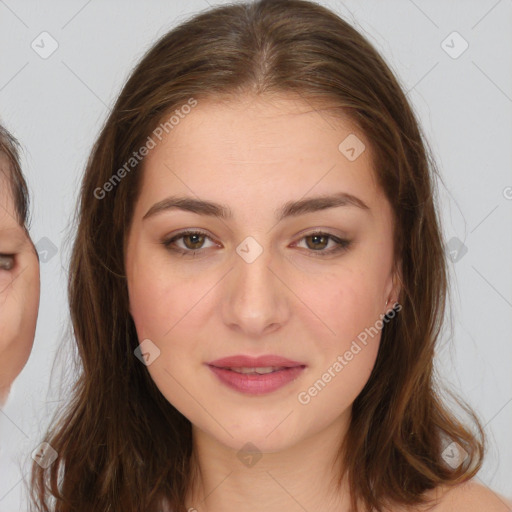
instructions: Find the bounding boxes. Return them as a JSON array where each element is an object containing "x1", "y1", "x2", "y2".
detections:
[{"x1": 0, "y1": 0, "x2": 511, "y2": 509}]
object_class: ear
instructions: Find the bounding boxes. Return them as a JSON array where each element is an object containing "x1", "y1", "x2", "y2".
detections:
[{"x1": 387, "y1": 258, "x2": 403, "y2": 306}]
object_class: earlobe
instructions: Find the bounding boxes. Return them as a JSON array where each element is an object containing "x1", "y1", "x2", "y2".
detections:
[
  {"x1": 385, "y1": 261, "x2": 403, "y2": 311},
  {"x1": 391, "y1": 259, "x2": 403, "y2": 306}
]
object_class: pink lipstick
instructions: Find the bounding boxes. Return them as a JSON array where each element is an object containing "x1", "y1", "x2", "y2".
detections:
[{"x1": 206, "y1": 355, "x2": 306, "y2": 395}]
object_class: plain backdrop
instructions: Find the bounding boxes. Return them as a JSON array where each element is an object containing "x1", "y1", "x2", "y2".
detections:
[{"x1": 0, "y1": 0, "x2": 511, "y2": 510}]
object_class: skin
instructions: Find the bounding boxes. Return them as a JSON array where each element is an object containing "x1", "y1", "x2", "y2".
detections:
[
  {"x1": 125, "y1": 94, "x2": 509, "y2": 511},
  {"x1": 0, "y1": 166, "x2": 40, "y2": 406}
]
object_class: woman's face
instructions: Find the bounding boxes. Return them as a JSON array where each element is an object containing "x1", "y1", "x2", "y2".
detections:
[
  {"x1": 0, "y1": 169, "x2": 40, "y2": 405},
  {"x1": 125, "y1": 94, "x2": 400, "y2": 452}
]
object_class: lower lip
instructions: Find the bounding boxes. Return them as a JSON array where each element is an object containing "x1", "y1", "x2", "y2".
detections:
[{"x1": 207, "y1": 365, "x2": 306, "y2": 395}]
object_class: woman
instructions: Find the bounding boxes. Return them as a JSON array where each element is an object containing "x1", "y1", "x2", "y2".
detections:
[
  {"x1": 30, "y1": 0, "x2": 510, "y2": 510},
  {"x1": 0, "y1": 123, "x2": 40, "y2": 407}
]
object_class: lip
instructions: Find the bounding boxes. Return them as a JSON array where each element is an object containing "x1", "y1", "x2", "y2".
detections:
[
  {"x1": 206, "y1": 354, "x2": 306, "y2": 395},
  {"x1": 208, "y1": 354, "x2": 305, "y2": 368}
]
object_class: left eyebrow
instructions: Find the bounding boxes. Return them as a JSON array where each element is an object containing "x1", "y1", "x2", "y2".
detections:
[{"x1": 142, "y1": 192, "x2": 370, "y2": 222}]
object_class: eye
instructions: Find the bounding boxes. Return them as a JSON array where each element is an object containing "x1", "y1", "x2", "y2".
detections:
[
  {"x1": 0, "y1": 254, "x2": 15, "y2": 271},
  {"x1": 161, "y1": 230, "x2": 351, "y2": 258},
  {"x1": 293, "y1": 231, "x2": 351, "y2": 257},
  {"x1": 162, "y1": 230, "x2": 217, "y2": 257}
]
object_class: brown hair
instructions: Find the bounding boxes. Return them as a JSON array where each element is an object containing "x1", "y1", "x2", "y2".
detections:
[
  {"x1": 30, "y1": 1, "x2": 484, "y2": 511},
  {"x1": 0, "y1": 123, "x2": 30, "y2": 227}
]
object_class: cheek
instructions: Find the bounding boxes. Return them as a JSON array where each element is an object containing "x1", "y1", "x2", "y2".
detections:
[
  {"x1": 127, "y1": 245, "x2": 174, "y2": 337},
  {"x1": 127, "y1": 264, "x2": 201, "y2": 410},
  {"x1": 0, "y1": 261, "x2": 39, "y2": 385},
  {"x1": 128, "y1": 269, "x2": 211, "y2": 423},
  {"x1": 294, "y1": 270, "x2": 383, "y2": 408},
  {"x1": 127, "y1": 250, "x2": 208, "y2": 348},
  {"x1": 297, "y1": 338, "x2": 379, "y2": 437},
  {"x1": 310, "y1": 267, "x2": 382, "y2": 343},
  {"x1": 129, "y1": 276, "x2": 191, "y2": 341}
]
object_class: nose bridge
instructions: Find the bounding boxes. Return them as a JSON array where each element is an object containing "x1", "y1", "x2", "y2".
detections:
[{"x1": 222, "y1": 236, "x2": 287, "y2": 336}]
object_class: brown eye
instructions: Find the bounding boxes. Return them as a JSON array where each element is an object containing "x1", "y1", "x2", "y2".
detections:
[
  {"x1": 296, "y1": 232, "x2": 351, "y2": 256},
  {"x1": 162, "y1": 230, "x2": 217, "y2": 257},
  {"x1": 0, "y1": 254, "x2": 15, "y2": 271},
  {"x1": 304, "y1": 233, "x2": 330, "y2": 251},
  {"x1": 181, "y1": 233, "x2": 207, "y2": 250}
]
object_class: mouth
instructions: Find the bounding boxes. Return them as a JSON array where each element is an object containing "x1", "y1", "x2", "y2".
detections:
[
  {"x1": 207, "y1": 354, "x2": 306, "y2": 369},
  {"x1": 206, "y1": 356, "x2": 306, "y2": 395},
  {"x1": 216, "y1": 366, "x2": 299, "y2": 375}
]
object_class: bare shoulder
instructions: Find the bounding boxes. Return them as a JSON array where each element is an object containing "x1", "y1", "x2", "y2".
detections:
[{"x1": 420, "y1": 480, "x2": 512, "y2": 512}]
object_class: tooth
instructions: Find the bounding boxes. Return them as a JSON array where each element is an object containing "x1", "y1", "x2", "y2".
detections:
[{"x1": 227, "y1": 366, "x2": 284, "y2": 375}]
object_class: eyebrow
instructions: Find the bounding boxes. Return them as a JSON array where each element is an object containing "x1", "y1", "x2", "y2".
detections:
[{"x1": 143, "y1": 192, "x2": 370, "y2": 222}]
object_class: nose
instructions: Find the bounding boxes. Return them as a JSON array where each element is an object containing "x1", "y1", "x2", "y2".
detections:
[{"x1": 221, "y1": 241, "x2": 290, "y2": 338}]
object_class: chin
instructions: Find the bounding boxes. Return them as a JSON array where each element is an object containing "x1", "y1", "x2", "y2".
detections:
[{"x1": 190, "y1": 407, "x2": 306, "y2": 454}]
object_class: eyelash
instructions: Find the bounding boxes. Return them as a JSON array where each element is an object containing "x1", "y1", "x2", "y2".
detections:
[{"x1": 161, "y1": 229, "x2": 351, "y2": 258}]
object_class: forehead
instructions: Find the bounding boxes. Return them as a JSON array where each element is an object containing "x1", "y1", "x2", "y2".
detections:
[{"x1": 139, "y1": 94, "x2": 383, "y2": 215}]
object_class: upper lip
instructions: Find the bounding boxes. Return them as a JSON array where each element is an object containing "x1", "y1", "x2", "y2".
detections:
[{"x1": 207, "y1": 355, "x2": 306, "y2": 368}]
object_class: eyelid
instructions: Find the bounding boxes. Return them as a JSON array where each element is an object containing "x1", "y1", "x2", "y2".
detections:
[
  {"x1": 291, "y1": 231, "x2": 351, "y2": 255},
  {"x1": 161, "y1": 228, "x2": 351, "y2": 258},
  {"x1": 167, "y1": 229, "x2": 218, "y2": 249}
]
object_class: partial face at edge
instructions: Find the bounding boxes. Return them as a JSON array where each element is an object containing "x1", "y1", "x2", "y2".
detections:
[
  {"x1": 125, "y1": 93, "x2": 400, "y2": 453},
  {"x1": 0, "y1": 166, "x2": 40, "y2": 405}
]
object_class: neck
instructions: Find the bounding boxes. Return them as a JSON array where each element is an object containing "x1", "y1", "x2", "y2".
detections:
[{"x1": 185, "y1": 410, "x2": 353, "y2": 512}]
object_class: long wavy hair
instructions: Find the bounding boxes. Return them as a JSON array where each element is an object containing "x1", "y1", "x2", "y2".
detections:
[{"x1": 30, "y1": 1, "x2": 484, "y2": 511}]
